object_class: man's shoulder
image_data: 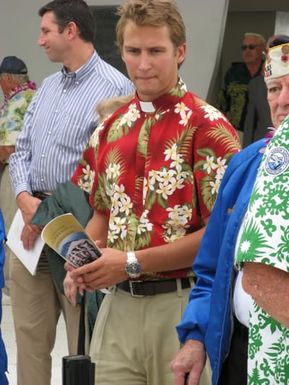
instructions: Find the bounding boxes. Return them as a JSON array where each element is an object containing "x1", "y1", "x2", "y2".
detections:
[
  {"x1": 228, "y1": 139, "x2": 265, "y2": 171},
  {"x1": 95, "y1": 57, "x2": 133, "y2": 90},
  {"x1": 224, "y1": 62, "x2": 248, "y2": 82},
  {"x1": 226, "y1": 62, "x2": 246, "y2": 72},
  {"x1": 38, "y1": 70, "x2": 62, "y2": 89}
]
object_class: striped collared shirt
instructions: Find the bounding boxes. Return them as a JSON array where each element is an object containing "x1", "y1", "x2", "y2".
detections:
[{"x1": 9, "y1": 51, "x2": 134, "y2": 196}]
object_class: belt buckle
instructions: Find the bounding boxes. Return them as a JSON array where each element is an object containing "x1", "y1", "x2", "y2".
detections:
[{"x1": 129, "y1": 280, "x2": 145, "y2": 297}]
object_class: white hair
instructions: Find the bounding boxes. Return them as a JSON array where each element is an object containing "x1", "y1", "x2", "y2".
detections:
[{"x1": 244, "y1": 32, "x2": 266, "y2": 44}]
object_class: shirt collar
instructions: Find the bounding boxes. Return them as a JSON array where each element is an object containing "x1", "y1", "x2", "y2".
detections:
[
  {"x1": 61, "y1": 51, "x2": 99, "y2": 83},
  {"x1": 135, "y1": 78, "x2": 187, "y2": 113}
]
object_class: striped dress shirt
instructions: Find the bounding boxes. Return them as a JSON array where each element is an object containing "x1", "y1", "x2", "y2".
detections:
[{"x1": 9, "y1": 51, "x2": 134, "y2": 196}]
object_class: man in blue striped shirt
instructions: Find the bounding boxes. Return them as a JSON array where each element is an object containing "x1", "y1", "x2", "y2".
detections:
[{"x1": 9, "y1": 1, "x2": 134, "y2": 385}]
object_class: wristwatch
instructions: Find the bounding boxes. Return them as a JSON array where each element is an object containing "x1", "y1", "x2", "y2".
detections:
[{"x1": 125, "y1": 251, "x2": 141, "y2": 278}]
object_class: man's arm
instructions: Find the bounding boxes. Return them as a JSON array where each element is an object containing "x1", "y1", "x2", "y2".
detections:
[
  {"x1": 242, "y1": 262, "x2": 289, "y2": 328},
  {"x1": 68, "y1": 212, "x2": 207, "y2": 290},
  {"x1": 170, "y1": 339, "x2": 206, "y2": 385}
]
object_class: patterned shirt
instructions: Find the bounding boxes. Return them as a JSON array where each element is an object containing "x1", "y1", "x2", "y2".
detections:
[
  {"x1": 72, "y1": 79, "x2": 240, "y2": 278},
  {"x1": 217, "y1": 62, "x2": 263, "y2": 131},
  {"x1": 236, "y1": 115, "x2": 289, "y2": 385},
  {"x1": 0, "y1": 81, "x2": 36, "y2": 147},
  {"x1": 9, "y1": 51, "x2": 134, "y2": 196}
]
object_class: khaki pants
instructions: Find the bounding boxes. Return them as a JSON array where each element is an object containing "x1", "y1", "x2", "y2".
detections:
[
  {"x1": 10, "y1": 255, "x2": 81, "y2": 385},
  {"x1": 90, "y1": 282, "x2": 211, "y2": 385},
  {"x1": 0, "y1": 165, "x2": 17, "y2": 295}
]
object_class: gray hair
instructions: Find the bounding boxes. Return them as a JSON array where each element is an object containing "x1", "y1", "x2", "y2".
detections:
[
  {"x1": 9, "y1": 73, "x2": 29, "y2": 84},
  {"x1": 244, "y1": 32, "x2": 266, "y2": 44}
]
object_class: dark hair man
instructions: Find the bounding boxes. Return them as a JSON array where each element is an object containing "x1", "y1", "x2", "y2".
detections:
[{"x1": 9, "y1": 1, "x2": 134, "y2": 385}]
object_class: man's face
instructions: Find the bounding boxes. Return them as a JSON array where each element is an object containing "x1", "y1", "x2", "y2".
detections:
[
  {"x1": 267, "y1": 74, "x2": 289, "y2": 128},
  {"x1": 0, "y1": 74, "x2": 13, "y2": 96},
  {"x1": 242, "y1": 35, "x2": 264, "y2": 66},
  {"x1": 37, "y1": 11, "x2": 67, "y2": 63},
  {"x1": 121, "y1": 21, "x2": 186, "y2": 101}
]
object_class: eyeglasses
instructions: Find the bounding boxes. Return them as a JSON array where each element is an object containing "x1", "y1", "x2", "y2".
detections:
[{"x1": 241, "y1": 44, "x2": 260, "y2": 50}]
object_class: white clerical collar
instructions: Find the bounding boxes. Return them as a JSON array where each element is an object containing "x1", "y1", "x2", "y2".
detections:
[{"x1": 139, "y1": 101, "x2": 156, "y2": 113}]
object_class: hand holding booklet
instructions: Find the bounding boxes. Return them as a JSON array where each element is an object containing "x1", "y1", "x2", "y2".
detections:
[
  {"x1": 6, "y1": 209, "x2": 45, "y2": 275},
  {"x1": 41, "y1": 213, "x2": 102, "y2": 268}
]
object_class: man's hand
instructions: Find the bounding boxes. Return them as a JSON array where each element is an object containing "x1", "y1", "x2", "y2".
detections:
[
  {"x1": 16, "y1": 191, "x2": 41, "y2": 224},
  {"x1": 20, "y1": 223, "x2": 41, "y2": 250},
  {"x1": 64, "y1": 271, "x2": 82, "y2": 306},
  {"x1": 66, "y1": 247, "x2": 128, "y2": 290},
  {"x1": 170, "y1": 340, "x2": 206, "y2": 385}
]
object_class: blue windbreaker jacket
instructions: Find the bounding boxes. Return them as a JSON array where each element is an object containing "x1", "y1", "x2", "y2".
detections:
[
  {"x1": 177, "y1": 139, "x2": 265, "y2": 385},
  {"x1": 0, "y1": 210, "x2": 8, "y2": 385}
]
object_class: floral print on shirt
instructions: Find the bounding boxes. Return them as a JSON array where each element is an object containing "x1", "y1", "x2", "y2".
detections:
[
  {"x1": 73, "y1": 79, "x2": 240, "y2": 278},
  {"x1": 0, "y1": 83, "x2": 36, "y2": 145},
  {"x1": 236, "y1": 115, "x2": 289, "y2": 384}
]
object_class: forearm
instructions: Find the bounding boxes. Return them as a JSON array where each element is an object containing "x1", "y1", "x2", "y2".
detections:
[
  {"x1": 136, "y1": 226, "x2": 206, "y2": 273},
  {"x1": 9, "y1": 149, "x2": 32, "y2": 195},
  {"x1": 85, "y1": 210, "x2": 108, "y2": 247},
  {"x1": 86, "y1": 209, "x2": 206, "y2": 273},
  {"x1": 243, "y1": 262, "x2": 289, "y2": 328}
]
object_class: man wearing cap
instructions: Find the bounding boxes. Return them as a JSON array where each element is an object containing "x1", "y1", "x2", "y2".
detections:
[
  {"x1": 171, "y1": 35, "x2": 289, "y2": 385},
  {"x1": 0, "y1": 56, "x2": 36, "y2": 296},
  {"x1": 218, "y1": 33, "x2": 266, "y2": 139},
  {"x1": 8, "y1": 1, "x2": 133, "y2": 385}
]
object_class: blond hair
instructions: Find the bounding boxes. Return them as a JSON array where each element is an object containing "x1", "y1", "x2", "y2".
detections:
[
  {"x1": 96, "y1": 94, "x2": 134, "y2": 121},
  {"x1": 116, "y1": 0, "x2": 186, "y2": 51}
]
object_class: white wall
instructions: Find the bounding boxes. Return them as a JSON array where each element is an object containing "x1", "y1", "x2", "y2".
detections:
[{"x1": 0, "y1": 0, "x2": 228, "y2": 99}]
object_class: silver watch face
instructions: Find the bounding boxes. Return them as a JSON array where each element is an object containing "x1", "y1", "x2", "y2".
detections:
[{"x1": 125, "y1": 260, "x2": 141, "y2": 278}]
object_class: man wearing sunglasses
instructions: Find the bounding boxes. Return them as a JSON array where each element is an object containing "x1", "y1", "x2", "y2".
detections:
[{"x1": 218, "y1": 32, "x2": 266, "y2": 140}]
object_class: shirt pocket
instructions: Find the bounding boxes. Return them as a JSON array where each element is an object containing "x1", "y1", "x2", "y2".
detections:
[{"x1": 57, "y1": 112, "x2": 89, "y2": 153}]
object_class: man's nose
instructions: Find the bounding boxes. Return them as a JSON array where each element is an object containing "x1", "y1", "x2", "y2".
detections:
[
  {"x1": 37, "y1": 34, "x2": 45, "y2": 46},
  {"x1": 138, "y1": 53, "x2": 151, "y2": 70}
]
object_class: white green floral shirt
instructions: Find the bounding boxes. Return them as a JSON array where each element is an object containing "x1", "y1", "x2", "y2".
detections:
[{"x1": 236, "y1": 115, "x2": 289, "y2": 385}]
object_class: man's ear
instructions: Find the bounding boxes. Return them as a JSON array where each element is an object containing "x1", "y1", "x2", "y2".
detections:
[
  {"x1": 176, "y1": 43, "x2": 187, "y2": 66},
  {"x1": 65, "y1": 21, "x2": 78, "y2": 40}
]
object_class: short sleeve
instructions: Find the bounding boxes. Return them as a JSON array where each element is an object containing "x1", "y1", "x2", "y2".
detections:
[
  {"x1": 235, "y1": 116, "x2": 289, "y2": 272},
  {"x1": 192, "y1": 100, "x2": 240, "y2": 221}
]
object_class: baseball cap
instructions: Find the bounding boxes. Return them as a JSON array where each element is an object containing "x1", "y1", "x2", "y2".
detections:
[{"x1": 0, "y1": 56, "x2": 28, "y2": 75}]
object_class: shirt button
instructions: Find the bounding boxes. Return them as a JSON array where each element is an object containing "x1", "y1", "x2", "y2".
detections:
[
  {"x1": 63, "y1": 89, "x2": 66, "y2": 93},
  {"x1": 41, "y1": 154, "x2": 45, "y2": 158},
  {"x1": 41, "y1": 178, "x2": 44, "y2": 182},
  {"x1": 48, "y1": 131, "x2": 51, "y2": 135}
]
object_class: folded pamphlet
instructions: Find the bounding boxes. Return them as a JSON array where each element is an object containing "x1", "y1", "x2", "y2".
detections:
[{"x1": 41, "y1": 213, "x2": 102, "y2": 268}]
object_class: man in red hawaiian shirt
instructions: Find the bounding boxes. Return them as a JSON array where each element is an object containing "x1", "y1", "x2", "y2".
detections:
[{"x1": 65, "y1": 1, "x2": 240, "y2": 384}]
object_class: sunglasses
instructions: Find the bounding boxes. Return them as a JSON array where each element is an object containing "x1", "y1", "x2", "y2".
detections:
[{"x1": 241, "y1": 44, "x2": 260, "y2": 50}]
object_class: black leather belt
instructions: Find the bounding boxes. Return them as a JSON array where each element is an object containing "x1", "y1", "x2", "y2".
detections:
[
  {"x1": 117, "y1": 277, "x2": 192, "y2": 297},
  {"x1": 32, "y1": 191, "x2": 51, "y2": 201}
]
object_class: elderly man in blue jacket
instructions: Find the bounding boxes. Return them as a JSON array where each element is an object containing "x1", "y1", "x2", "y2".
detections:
[{"x1": 171, "y1": 35, "x2": 289, "y2": 385}]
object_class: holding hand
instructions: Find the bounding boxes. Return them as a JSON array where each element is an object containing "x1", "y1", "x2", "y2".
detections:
[{"x1": 65, "y1": 247, "x2": 128, "y2": 290}]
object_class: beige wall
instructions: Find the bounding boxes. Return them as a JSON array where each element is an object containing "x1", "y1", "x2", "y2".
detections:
[{"x1": 0, "y1": 0, "x2": 228, "y2": 100}]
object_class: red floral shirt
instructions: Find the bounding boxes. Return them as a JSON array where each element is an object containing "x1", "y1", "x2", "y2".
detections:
[{"x1": 72, "y1": 79, "x2": 240, "y2": 278}]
